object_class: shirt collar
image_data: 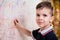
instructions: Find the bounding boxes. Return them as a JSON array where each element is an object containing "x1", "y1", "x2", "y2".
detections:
[{"x1": 40, "y1": 26, "x2": 53, "y2": 36}]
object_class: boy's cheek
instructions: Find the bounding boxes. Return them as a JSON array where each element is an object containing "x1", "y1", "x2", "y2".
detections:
[{"x1": 45, "y1": 17, "x2": 51, "y2": 21}]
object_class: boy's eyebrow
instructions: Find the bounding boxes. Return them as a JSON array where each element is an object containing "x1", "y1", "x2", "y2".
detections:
[{"x1": 36, "y1": 13, "x2": 39, "y2": 14}]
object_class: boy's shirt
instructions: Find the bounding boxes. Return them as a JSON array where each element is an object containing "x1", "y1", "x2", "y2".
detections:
[
  {"x1": 40, "y1": 26, "x2": 53, "y2": 36},
  {"x1": 32, "y1": 26, "x2": 58, "y2": 40}
]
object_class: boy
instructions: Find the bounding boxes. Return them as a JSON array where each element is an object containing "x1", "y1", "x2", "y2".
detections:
[{"x1": 14, "y1": 1, "x2": 58, "y2": 40}]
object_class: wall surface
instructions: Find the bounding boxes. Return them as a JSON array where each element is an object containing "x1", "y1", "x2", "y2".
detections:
[{"x1": 0, "y1": 0, "x2": 42, "y2": 40}]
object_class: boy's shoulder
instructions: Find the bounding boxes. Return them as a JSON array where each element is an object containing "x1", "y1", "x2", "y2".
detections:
[
  {"x1": 32, "y1": 28, "x2": 44, "y2": 39},
  {"x1": 32, "y1": 28, "x2": 40, "y2": 36},
  {"x1": 45, "y1": 31, "x2": 58, "y2": 40},
  {"x1": 33, "y1": 28, "x2": 40, "y2": 32}
]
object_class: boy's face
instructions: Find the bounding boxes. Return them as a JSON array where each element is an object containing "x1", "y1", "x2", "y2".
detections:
[{"x1": 36, "y1": 7, "x2": 53, "y2": 28}]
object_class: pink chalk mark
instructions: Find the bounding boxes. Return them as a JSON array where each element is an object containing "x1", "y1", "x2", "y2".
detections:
[
  {"x1": 0, "y1": 6, "x2": 2, "y2": 11},
  {"x1": 0, "y1": 15, "x2": 4, "y2": 26},
  {"x1": 6, "y1": 3, "x2": 11, "y2": 8}
]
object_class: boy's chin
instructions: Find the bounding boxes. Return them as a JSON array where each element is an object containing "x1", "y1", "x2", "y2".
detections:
[{"x1": 38, "y1": 25, "x2": 45, "y2": 28}]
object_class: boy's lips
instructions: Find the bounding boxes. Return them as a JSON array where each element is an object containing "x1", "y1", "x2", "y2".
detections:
[{"x1": 37, "y1": 22, "x2": 43, "y2": 24}]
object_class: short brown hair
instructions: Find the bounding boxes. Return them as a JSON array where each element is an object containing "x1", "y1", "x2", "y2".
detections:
[{"x1": 36, "y1": 1, "x2": 53, "y2": 16}]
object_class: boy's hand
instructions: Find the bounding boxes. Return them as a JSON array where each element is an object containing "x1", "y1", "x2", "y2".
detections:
[
  {"x1": 14, "y1": 19, "x2": 22, "y2": 28},
  {"x1": 14, "y1": 19, "x2": 19, "y2": 25},
  {"x1": 14, "y1": 19, "x2": 31, "y2": 36}
]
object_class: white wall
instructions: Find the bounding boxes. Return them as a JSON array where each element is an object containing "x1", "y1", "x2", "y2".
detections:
[{"x1": 0, "y1": 0, "x2": 42, "y2": 40}]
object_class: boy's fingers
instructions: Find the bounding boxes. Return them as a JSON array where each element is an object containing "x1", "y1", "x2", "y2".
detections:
[
  {"x1": 14, "y1": 19, "x2": 19, "y2": 25},
  {"x1": 14, "y1": 20, "x2": 16, "y2": 25},
  {"x1": 15, "y1": 19, "x2": 18, "y2": 23}
]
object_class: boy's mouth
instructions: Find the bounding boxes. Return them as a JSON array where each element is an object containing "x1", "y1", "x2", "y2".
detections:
[{"x1": 37, "y1": 22, "x2": 43, "y2": 24}]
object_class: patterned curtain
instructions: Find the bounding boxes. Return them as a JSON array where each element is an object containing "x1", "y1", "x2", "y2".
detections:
[{"x1": 52, "y1": 0, "x2": 60, "y2": 39}]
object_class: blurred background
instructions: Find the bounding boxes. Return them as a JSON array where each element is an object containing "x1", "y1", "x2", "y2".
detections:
[
  {"x1": 0, "y1": 0, "x2": 60, "y2": 40},
  {"x1": 52, "y1": 0, "x2": 60, "y2": 39}
]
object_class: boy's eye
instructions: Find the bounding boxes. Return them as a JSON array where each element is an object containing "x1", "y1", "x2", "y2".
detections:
[
  {"x1": 36, "y1": 14, "x2": 40, "y2": 16},
  {"x1": 43, "y1": 14, "x2": 47, "y2": 17}
]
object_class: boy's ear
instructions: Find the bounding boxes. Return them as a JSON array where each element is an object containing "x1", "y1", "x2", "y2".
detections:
[
  {"x1": 51, "y1": 16, "x2": 54, "y2": 22},
  {"x1": 50, "y1": 16, "x2": 54, "y2": 23}
]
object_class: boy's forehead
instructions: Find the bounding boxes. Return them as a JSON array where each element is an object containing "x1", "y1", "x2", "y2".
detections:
[
  {"x1": 36, "y1": 7, "x2": 51, "y2": 11},
  {"x1": 36, "y1": 7, "x2": 51, "y2": 14}
]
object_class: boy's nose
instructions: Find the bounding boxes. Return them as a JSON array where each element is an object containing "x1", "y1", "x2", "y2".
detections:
[{"x1": 39, "y1": 16, "x2": 43, "y2": 20}]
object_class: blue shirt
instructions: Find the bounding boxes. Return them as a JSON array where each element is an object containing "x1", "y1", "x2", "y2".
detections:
[{"x1": 32, "y1": 26, "x2": 58, "y2": 40}]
